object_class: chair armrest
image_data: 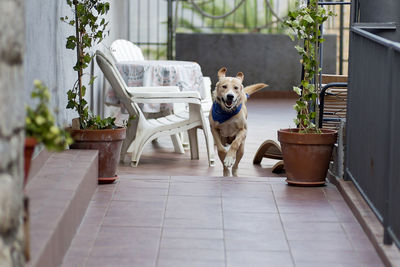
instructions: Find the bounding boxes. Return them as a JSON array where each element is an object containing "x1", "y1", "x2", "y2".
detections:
[
  {"x1": 319, "y1": 82, "x2": 348, "y2": 128},
  {"x1": 126, "y1": 86, "x2": 180, "y2": 95}
]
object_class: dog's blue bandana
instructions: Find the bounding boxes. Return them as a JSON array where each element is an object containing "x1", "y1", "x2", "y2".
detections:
[{"x1": 212, "y1": 94, "x2": 249, "y2": 124}]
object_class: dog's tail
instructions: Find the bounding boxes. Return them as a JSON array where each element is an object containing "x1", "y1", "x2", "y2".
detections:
[{"x1": 244, "y1": 83, "x2": 268, "y2": 96}]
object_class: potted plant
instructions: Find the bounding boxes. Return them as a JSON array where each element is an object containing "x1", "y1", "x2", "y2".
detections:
[
  {"x1": 278, "y1": 0, "x2": 336, "y2": 186},
  {"x1": 61, "y1": 0, "x2": 126, "y2": 184},
  {"x1": 25, "y1": 80, "x2": 73, "y2": 186}
]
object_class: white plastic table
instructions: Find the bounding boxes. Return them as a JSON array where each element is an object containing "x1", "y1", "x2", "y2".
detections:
[{"x1": 106, "y1": 60, "x2": 206, "y2": 113}]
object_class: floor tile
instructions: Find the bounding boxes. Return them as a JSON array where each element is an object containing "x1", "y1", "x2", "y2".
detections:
[
  {"x1": 164, "y1": 216, "x2": 223, "y2": 229},
  {"x1": 90, "y1": 226, "x2": 161, "y2": 260},
  {"x1": 224, "y1": 229, "x2": 289, "y2": 251},
  {"x1": 288, "y1": 239, "x2": 354, "y2": 252},
  {"x1": 158, "y1": 247, "x2": 225, "y2": 261},
  {"x1": 160, "y1": 237, "x2": 224, "y2": 250},
  {"x1": 162, "y1": 228, "x2": 224, "y2": 240},
  {"x1": 157, "y1": 259, "x2": 225, "y2": 267},
  {"x1": 169, "y1": 181, "x2": 221, "y2": 197},
  {"x1": 226, "y1": 250, "x2": 294, "y2": 267},
  {"x1": 223, "y1": 212, "x2": 283, "y2": 232},
  {"x1": 102, "y1": 200, "x2": 166, "y2": 227},
  {"x1": 291, "y1": 249, "x2": 384, "y2": 266},
  {"x1": 223, "y1": 196, "x2": 278, "y2": 213}
]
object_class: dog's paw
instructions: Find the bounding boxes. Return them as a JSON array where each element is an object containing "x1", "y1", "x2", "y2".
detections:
[
  {"x1": 232, "y1": 168, "x2": 238, "y2": 177},
  {"x1": 224, "y1": 156, "x2": 235, "y2": 168},
  {"x1": 223, "y1": 168, "x2": 230, "y2": 177}
]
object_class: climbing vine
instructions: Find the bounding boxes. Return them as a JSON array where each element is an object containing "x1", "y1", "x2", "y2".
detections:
[{"x1": 285, "y1": 0, "x2": 334, "y2": 133}]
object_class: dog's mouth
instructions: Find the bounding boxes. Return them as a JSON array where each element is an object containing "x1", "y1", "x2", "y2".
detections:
[
  {"x1": 221, "y1": 96, "x2": 239, "y2": 110},
  {"x1": 221, "y1": 98, "x2": 235, "y2": 110},
  {"x1": 225, "y1": 98, "x2": 233, "y2": 108}
]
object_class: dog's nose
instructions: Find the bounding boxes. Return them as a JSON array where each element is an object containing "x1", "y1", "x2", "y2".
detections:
[{"x1": 226, "y1": 94, "x2": 234, "y2": 101}]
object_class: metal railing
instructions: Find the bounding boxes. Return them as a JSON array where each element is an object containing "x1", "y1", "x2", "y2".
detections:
[
  {"x1": 346, "y1": 26, "x2": 400, "y2": 248},
  {"x1": 127, "y1": 0, "x2": 350, "y2": 74}
]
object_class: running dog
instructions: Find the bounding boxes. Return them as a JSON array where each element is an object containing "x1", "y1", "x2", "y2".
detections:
[{"x1": 209, "y1": 67, "x2": 267, "y2": 177}]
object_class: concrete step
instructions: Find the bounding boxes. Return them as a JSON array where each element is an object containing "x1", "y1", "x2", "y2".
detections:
[{"x1": 25, "y1": 149, "x2": 98, "y2": 267}]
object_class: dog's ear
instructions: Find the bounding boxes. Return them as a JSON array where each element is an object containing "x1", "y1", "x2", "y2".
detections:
[
  {"x1": 218, "y1": 67, "x2": 227, "y2": 79},
  {"x1": 236, "y1": 72, "x2": 244, "y2": 81}
]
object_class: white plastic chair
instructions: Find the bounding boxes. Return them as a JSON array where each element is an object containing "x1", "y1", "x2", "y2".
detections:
[
  {"x1": 109, "y1": 39, "x2": 184, "y2": 154},
  {"x1": 110, "y1": 39, "x2": 145, "y2": 61},
  {"x1": 109, "y1": 39, "x2": 214, "y2": 154},
  {"x1": 96, "y1": 50, "x2": 215, "y2": 167}
]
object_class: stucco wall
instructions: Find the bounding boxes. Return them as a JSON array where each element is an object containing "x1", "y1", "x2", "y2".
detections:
[
  {"x1": 176, "y1": 33, "x2": 337, "y2": 91},
  {"x1": 25, "y1": 0, "x2": 129, "y2": 126}
]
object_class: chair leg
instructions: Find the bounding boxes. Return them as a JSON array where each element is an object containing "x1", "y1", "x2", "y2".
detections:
[
  {"x1": 180, "y1": 131, "x2": 190, "y2": 149},
  {"x1": 188, "y1": 128, "x2": 199, "y2": 160},
  {"x1": 120, "y1": 123, "x2": 136, "y2": 163},
  {"x1": 203, "y1": 122, "x2": 215, "y2": 167},
  {"x1": 171, "y1": 134, "x2": 185, "y2": 154},
  {"x1": 130, "y1": 132, "x2": 148, "y2": 167}
]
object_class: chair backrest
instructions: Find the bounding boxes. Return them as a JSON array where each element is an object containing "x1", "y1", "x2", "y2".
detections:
[
  {"x1": 110, "y1": 39, "x2": 145, "y2": 62},
  {"x1": 320, "y1": 74, "x2": 348, "y2": 130},
  {"x1": 96, "y1": 50, "x2": 140, "y2": 117}
]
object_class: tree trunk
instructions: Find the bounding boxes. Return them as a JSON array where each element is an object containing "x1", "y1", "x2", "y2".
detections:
[{"x1": 0, "y1": 0, "x2": 26, "y2": 266}]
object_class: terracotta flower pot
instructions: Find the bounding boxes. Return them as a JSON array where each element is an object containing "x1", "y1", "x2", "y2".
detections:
[
  {"x1": 277, "y1": 128, "x2": 337, "y2": 186},
  {"x1": 70, "y1": 127, "x2": 126, "y2": 184},
  {"x1": 24, "y1": 137, "x2": 37, "y2": 187}
]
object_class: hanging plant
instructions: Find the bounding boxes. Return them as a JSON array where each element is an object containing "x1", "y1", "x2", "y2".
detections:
[
  {"x1": 61, "y1": 0, "x2": 114, "y2": 129},
  {"x1": 285, "y1": 0, "x2": 334, "y2": 133}
]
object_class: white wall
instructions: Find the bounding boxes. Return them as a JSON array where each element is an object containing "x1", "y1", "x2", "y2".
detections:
[{"x1": 25, "y1": 0, "x2": 128, "y2": 126}]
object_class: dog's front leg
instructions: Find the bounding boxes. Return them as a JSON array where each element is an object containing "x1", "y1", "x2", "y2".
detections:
[
  {"x1": 211, "y1": 127, "x2": 230, "y2": 176},
  {"x1": 211, "y1": 127, "x2": 226, "y2": 154},
  {"x1": 224, "y1": 128, "x2": 247, "y2": 169},
  {"x1": 232, "y1": 143, "x2": 244, "y2": 177}
]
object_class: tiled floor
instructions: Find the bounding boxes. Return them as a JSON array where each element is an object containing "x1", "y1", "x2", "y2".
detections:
[
  {"x1": 62, "y1": 176, "x2": 383, "y2": 267},
  {"x1": 62, "y1": 99, "x2": 384, "y2": 266},
  {"x1": 118, "y1": 98, "x2": 296, "y2": 177}
]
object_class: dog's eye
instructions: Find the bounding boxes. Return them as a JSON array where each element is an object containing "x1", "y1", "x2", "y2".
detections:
[
  {"x1": 222, "y1": 85, "x2": 227, "y2": 89},
  {"x1": 234, "y1": 86, "x2": 239, "y2": 90}
]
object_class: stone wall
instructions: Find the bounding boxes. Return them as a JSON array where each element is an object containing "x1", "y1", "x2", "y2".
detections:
[{"x1": 0, "y1": 0, "x2": 26, "y2": 266}]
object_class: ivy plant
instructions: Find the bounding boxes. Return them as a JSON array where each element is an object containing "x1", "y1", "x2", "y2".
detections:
[
  {"x1": 285, "y1": 0, "x2": 334, "y2": 133},
  {"x1": 61, "y1": 0, "x2": 116, "y2": 130},
  {"x1": 26, "y1": 80, "x2": 73, "y2": 151}
]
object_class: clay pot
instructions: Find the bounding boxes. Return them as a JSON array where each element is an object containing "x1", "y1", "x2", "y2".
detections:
[
  {"x1": 24, "y1": 137, "x2": 37, "y2": 187},
  {"x1": 278, "y1": 128, "x2": 337, "y2": 186},
  {"x1": 70, "y1": 127, "x2": 126, "y2": 184}
]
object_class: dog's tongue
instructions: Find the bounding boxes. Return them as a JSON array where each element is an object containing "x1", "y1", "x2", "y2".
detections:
[{"x1": 226, "y1": 99, "x2": 233, "y2": 106}]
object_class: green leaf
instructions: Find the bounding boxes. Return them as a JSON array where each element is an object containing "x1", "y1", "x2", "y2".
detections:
[
  {"x1": 293, "y1": 86, "x2": 302, "y2": 96},
  {"x1": 66, "y1": 100, "x2": 75, "y2": 109},
  {"x1": 294, "y1": 45, "x2": 305, "y2": 55},
  {"x1": 83, "y1": 53, "x2": 92, "y2": 63},
  {"x1": 81, "y1": 86, "x2": 86, "y2": 97},
  {"x1": 88, "y1": 75, "x2": 97, "y2": 85},
  {"x1": 66, "y1": 36, "x2": 76, "y2": 50},
  {"x1": 76, "y1": 4, "x2": 85, "y2": 14}
]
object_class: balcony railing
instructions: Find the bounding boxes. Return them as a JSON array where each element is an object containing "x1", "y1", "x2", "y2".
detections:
[{"x1": 346, "y1": 25, "x2": 400, "y2": 248}]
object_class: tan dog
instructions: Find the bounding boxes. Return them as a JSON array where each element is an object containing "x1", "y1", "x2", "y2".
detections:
[{"x1": 209, "y1": 67, "x2": 267, "y2": 177}]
